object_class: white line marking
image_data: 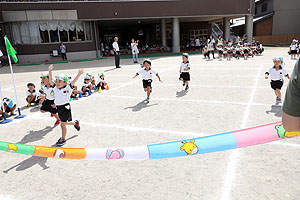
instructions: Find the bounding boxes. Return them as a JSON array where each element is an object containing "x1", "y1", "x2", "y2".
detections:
[
  {"x1": 220, "y1": 64, "x2": 263, "y2": 200},
  {"x1": 101, "y1": 94, "x2": 270, "y2": 106}
]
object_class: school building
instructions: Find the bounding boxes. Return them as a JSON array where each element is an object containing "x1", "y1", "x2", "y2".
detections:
[
  {"x1": 231, "y1": 0, "x2": 300, "y2": 45},
  {"x1": 0, "y1": 0, "x2": 255, "y2": 63}
]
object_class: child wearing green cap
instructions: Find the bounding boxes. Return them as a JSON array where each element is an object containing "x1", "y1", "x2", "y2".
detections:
[
  {"x1": 179, "y1": 53, "x2": 191, "y2": 90},
  {"x1": 96, "y1": 73, "x2": 107, "y2": 90},
  {"x1": 81, "y1": 74, "x2": 93, "y2": 96},
  {"x1": 40, "y1": 71, "x2": 61, "y2": 126},
  {"x1": 133, "y1": 59, "x2": 162, "y2": 103},
  {"x1": 48, "y1": 64, "x2": 84, "y2": 146}
]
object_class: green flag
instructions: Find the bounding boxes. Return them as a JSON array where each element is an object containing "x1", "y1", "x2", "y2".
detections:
[{"x1": 5, "y1": 36, "x2": 18, "y2": 63}]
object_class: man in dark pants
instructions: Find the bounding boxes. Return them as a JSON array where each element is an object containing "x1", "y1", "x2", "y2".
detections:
[
  {"x1": 282, "y1": 58, "x2": 300, "y2": 135},
  {"x1": 112, "y1": 37, "x2": 121, "y2": 68}
]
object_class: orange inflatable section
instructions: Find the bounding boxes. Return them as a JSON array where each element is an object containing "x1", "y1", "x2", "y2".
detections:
[{"x1": 33, "y1": 146, "x2": 86, "y2": 159}]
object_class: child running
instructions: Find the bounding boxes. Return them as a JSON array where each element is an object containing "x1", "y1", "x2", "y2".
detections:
[
  {"x1": 48, "y1": 64, "x2": 84, "y2": 146},
  {"x1": 265, "y1": 57, "x2": 290, "y2": 104},
  {"x1": 179, "y1": 53, "x2": 191, "y2": 90},
  {"x1": 40, "y1": 72, "x2": 61, "y2": 126},
  {"x1": 132, "y1": 59, "x2": 162, "y2": 103}
]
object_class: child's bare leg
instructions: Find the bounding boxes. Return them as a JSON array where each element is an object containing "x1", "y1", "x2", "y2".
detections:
[
  {"x1": 146, "y1": 87, "x2": 150, "y2": 98},
  {"x1": 53, "y1": 114, "x2": 60, "y2": 121},
  {"x1": 275, "y1": 89, "x2": 281, "y2": 99},
  {"x1": 61, "y1": 122, "x2": 67, "y2": 140},
  {"x1": 11, "y1": 105, "x2": 16, "y2": 115},
  {"x1": 186, "y1": 81, "x2": 189, "y2": 86}
]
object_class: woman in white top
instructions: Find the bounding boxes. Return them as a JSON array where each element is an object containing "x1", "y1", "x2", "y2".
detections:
[
  {"x1": 207, "y1": 35, "x2": 215, "y2": 60},
  {"x1": 131, "y1": 39, "x2": 139, "y2": 63}
]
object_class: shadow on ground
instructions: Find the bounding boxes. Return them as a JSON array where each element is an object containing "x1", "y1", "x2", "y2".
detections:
[
  {"x1": 176, "y1": 89, "x2": 188, "y2": 98},
  {"x1": 266, "y1": 104, "x2": 282, "y2": 117},
  {"x1": 124, "y1": 100, "x2": 158, "y2": 112}
]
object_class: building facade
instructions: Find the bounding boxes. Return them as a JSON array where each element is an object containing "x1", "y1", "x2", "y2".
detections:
[{"x1": 0, "y1": 0, "x2": 255, "y2": 63}]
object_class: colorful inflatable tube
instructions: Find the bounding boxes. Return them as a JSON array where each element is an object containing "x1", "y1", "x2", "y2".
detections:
[{"x1": 0, "y1": 122, "x2": 299, "y2": 160}]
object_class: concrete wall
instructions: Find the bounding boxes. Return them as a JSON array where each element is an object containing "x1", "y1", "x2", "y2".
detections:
[
  {"x1": 272, "y1": 0, "x2": 300, "y2": 35},
  {"x1": 255, "y1": 0, "x2": 274, "y2": 16}
]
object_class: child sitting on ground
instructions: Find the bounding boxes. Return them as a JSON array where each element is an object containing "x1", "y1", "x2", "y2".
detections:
[
  {"x1": 26, "y1": 83, "x2": 43, "y2": 107},
  {"x1": 96, "y1": 72, "x2": 107, "y2": 90},
  {"x1": 0, "y1": 97, "x2": 16, "y2": 117},
  {"x1": 81, "y1": 74, "x2": 93, "y2": 95}
]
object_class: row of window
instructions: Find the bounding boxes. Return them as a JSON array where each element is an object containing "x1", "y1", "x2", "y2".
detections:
[{"x1": 6, "y1": 21, "x2": 92, "y2": 45}]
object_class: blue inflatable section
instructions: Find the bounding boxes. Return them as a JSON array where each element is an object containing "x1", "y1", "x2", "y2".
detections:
[{"x1": 148, "y1": 131, "x2": 237, "y2": 159}]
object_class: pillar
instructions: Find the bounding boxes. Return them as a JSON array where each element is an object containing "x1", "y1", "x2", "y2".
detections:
[
  {"x1": 245, "y1": 15, "x2": 254, "y2": 42},
  {"x1": 93, "y1": 21, "x2": 99, "y2": 58},
  {"x1": 172, "y1": 17, "x2": 180, "y2": 53},
  {"x1": 161, "y1": 19, "x2": 167, "y2": 48},
  {"x1": 224, "y1": 17, "x2": 230, "y2": 41}
]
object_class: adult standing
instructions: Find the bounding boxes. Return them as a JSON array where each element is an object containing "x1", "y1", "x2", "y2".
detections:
[
  {"x1": 131, "y1": 39, "x2": 139, "y2": 63},
  {"x1": 207, "y1": 35, "x2": 215, "y2": 60},
  {"x1": 113, "y1": 37, "x2": 121, "y2": 68},
  {"x1": 195, "y1": 37, "x2": 201, "y2": 51},
  {"x1": 60, "y1": 42, "x2": 67, "y2": 61}
]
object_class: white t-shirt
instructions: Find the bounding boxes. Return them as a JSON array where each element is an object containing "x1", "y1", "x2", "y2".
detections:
[
  {"x1": 180, "y1": 62, "x2": 191, "y2": 73},
  {"x1": 42, "y1": 85, "x2": 55, "y2": 100},
  {"x1": 137, "y1": 69, "x2": 157, "y2": 80},
  {"x1": 53, "y1": 84, "x2": 73, "y2": 106},
  {"x1": 207, "y1": 39, "x2": 215, "y2": 51},
  {"x1": 26, "y1": 90, "x2": 41, "y2": 100},
  {"x1": 82, "y1": 82, "x2": 92, "y2": 88},
  {"x1": 195, "y1": 39, "x2": 200, "y2": 47},
  {"x1": 267, "y1": 67, "x2": 288, "y2": 81},
  {"x1": 113, "y1": 42, "x2": 119, "y2": 52},
  {"x1": 96, "y1": 78, "x2": 105, "y2": 86},
  {"x1": 290, "y1": 44, "x2": 297, "y2": 50},
  {"x1": 131, "y1": 43, "x2": 139, "y2": 54}
]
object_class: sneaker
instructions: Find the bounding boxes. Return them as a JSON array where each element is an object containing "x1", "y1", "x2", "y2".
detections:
[
  {"x1": 277, "y1": 98, "x2": 282, "y2": 103},
  {"x1": 74, "y1": 120, "x2": 80, "y2": 131},
  {"x1": 183, "y1": 82, "x2": 185, "y2": 86},
  {"x1": 56, "y1": 138, "x2": 66, "y2": 146},
  {"x1": 27, "y1": 103, "x2": 31, "y2": 107},
  {"x1": 50, "y1": 113, "x2": 54, "y2": 117},
  {"x1": 54, "y1": 120, "x2": 61, "y2": 126},
  {"x1": 185, "y1": 85, "x2": 189, "y2": 90},
  {"x1": 145, "y1": 97, "x2": 150, "y2": 103}
]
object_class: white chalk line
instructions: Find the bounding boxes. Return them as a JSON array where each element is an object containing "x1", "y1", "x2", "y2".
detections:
[
  {"x1": 268, "y1": 141, "x2": 300, "y2": 148},
  {"x1": 220, "y1": 64, "x2": 263, "y2": 200},
  {"x1": 100, "y1": 94, "x2": 270, "y2": 107}
]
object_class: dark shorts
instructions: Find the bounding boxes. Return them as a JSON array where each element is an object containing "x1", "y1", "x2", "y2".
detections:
[
  {"x1": 40, "y1": 99, "x2": 57, "y2": 114},
  {"x1": 56, "y1": 103, "x2": 72, "y2": 122},
  {"x1": 271, "y1": 80, "x2": 283, "y2": 90},
  {"x1": 235, "y1": 51, "x2": 241, "y2": 55},
  {"x1": 81, "y1": 86, "x2": 90, "y2": 92},
  {"x1": 143, "y1": 79, "x2": 152, "y2": 88},
  {"x1": 244, "y1": 50, "x2": 249, "y2": 54},
  {"x1": 291, "y1": 50, "x2": 297, "y2": 55},
  {"x1": 218, "y1": 50, "x2": 223, "y2": 54},
  {"x1": 180, "y1": 72, "x2": 190, "y2": 81},
  {"x1": 96, "y1": 83, "x2": 106, "y2": 90}
]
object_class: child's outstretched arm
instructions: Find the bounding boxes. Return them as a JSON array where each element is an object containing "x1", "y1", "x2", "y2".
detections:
[
  {"x1": 265, "y1": 72, "x2": 269, "y2": 79},
  {"x1": 132, "y1": 73, "x2": 139, "y2": 79},
  {"x1": 156, "y1": 74, "x2": 162, "y2": 82},
  {"x1": 48, "y1": 64, "x2": 54, "y2": 85},
  {"x1": 71, "y1": 68, "x2": 84, "y2": 87}
]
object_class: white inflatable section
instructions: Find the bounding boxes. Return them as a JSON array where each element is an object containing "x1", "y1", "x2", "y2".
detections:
[{"x1": 85, "y1": 145, "x2": 149, "y2": 160}]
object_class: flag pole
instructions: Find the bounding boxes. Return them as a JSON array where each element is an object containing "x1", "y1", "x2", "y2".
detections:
[
  {"x1": 0, "y1": 82, "x2": 12, "y2": 124},
  {"x1": 4, "y1": 36, "x2": 25, "y2": 119}
]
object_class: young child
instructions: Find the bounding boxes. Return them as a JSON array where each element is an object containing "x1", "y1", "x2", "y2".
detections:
[
  {"x1": 265, "y1": 57, "x2": 290, "y2": 104},
  {"x1": 96, "y1": 72, "x2": 107, "y2": 90},
  {"x1": 0, "y1": 97, "x2": 16, "y2": 117},
  {"x1": 40, "y1": 72, "x2": 61, "y2": 126},
  {"x1": 234, "y1": 44, "x2": 241, "y2": 59},
  {"x1": 132, "y1": 59, "x2": 162, "y2": 103},
  {"x1": 26, "y1": 83, "x2": 43, "y2": 107},
  {"x1": 202, "y1": 45, "x2": 209, "y2": 59},
  {"x1": 179, "y1": 53, "x2": 191, "y2": 90},
  {"x1": 290, "y1": 40, "x2": 298, "y2": 60},
  {"x1": 216, "y1": 35, "x2": 223, "y2": 61},
  {"x1": 48, "y1": 64, "x2": 84, "y2": 146},
  {"x1": 243, "y1": 43, "x2": 250, "y2": 60},
  {"x1": 81, "y1": 74, "x2": 93, "y2": 95}
]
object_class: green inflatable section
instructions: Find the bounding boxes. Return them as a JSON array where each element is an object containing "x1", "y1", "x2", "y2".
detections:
[{"x1": 0, "y1": 141, "x2": 35, "y2": 155}]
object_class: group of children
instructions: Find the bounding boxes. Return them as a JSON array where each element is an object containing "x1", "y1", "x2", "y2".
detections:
[
  {"x1": 289, "y1": 39, "x2": 299, "y2": 60},
  {"x1": 203, "y1": 36, "x2": 264, "y2": 61},
  {"x1": 22, "y1": 66, "x2": 109, "y2": 146}
]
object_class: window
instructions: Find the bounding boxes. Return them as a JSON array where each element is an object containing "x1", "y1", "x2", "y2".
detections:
[
  {"x1": 156, "y1": 24, "x2": 161, "y2": 40},
  {"x1": 261, "y1": 3, "x2": 268, "y2": 12},
  {"x1": 10, "y1": 21, "x2": 92, "y2": 45},
  {"x1": 190, "y1": 29, "x2": 208, "y2": 42},
  {"x1": 255, "y1": 6, "x2": 257, "y2": 15}
]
